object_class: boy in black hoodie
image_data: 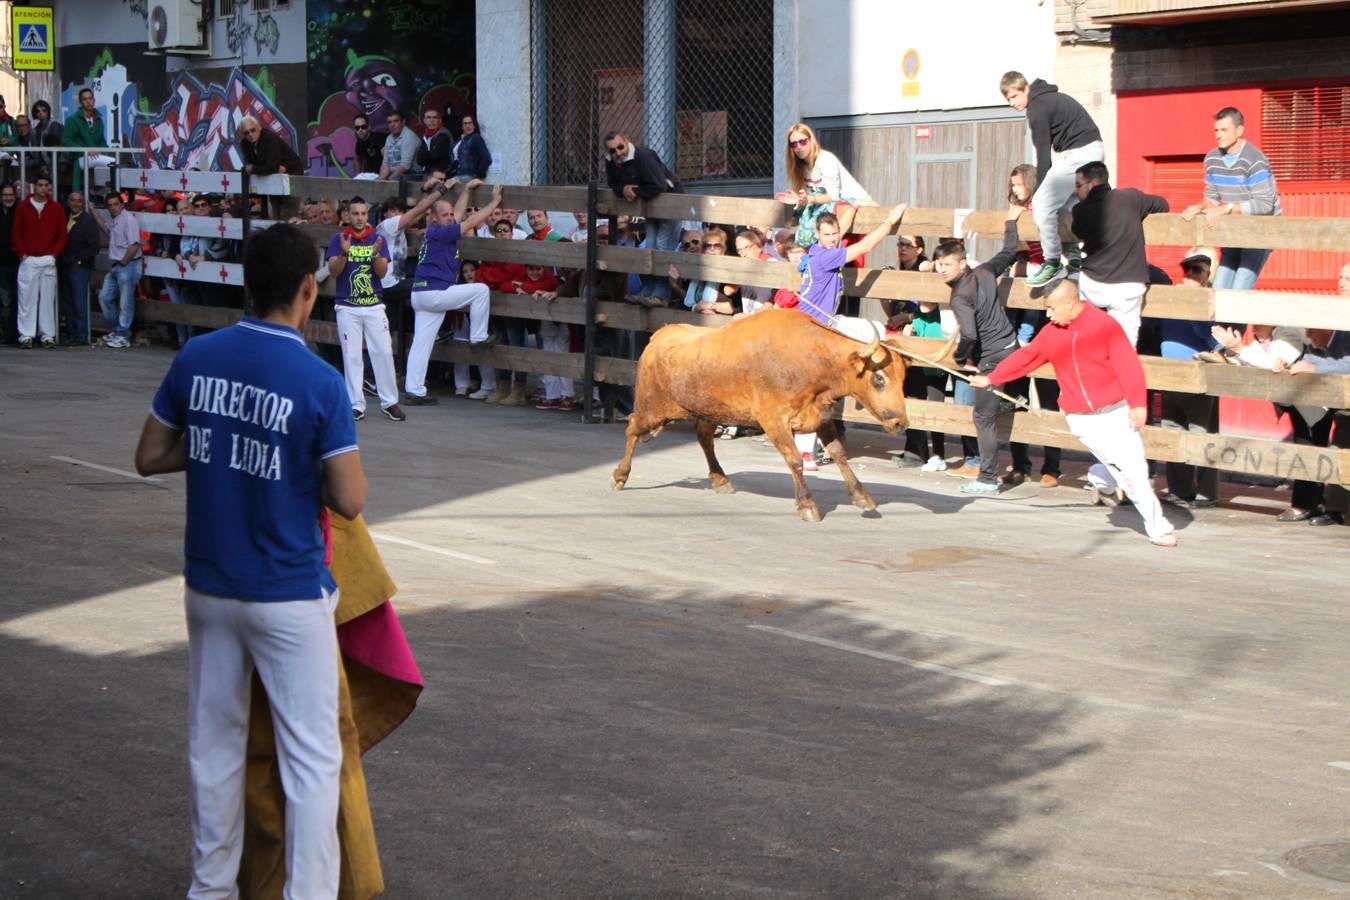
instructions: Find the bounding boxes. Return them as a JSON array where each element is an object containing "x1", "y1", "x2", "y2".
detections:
[{"x1": 1000, "y1": 71, "x2": 1103, "y2": 287}]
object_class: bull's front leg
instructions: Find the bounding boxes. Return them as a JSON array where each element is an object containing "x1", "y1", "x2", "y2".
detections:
[
  {"x1": 760, "y1": 419, "x2": 821, "y2": 522},
  {"x1": 695, "y1": 420, "x2": 734, "y2": 493},
  {"x1": 818, "y1": 420, "x2": 877, "y2": 514}
]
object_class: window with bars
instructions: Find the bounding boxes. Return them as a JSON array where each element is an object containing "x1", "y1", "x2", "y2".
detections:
[
  {"x1": 1261, "y1": 85, "x2": 1350, "y2": 181},
  {"x1": 218, "y1": 0, "x2": 235, "y2": 17}
]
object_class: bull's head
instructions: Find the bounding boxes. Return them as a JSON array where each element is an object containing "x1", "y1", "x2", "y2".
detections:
[{"x1": 848, "y1": 334, "x2": 910, "y2": 433}]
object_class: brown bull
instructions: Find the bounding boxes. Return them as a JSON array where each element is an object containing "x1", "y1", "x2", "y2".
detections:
[{"x1": 611, "y1": 308, "x2": 910, "y2": 521}]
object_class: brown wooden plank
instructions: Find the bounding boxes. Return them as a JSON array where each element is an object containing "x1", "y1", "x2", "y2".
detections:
[
  {"x1": 458, "y1": 236, "x2": 586, "y2": 267},
  {"x1": 428, "y1": 342, "x2": 636, "y2": 383},
  {"x1": 845, "y1": 399, "x2": 1347, "y2": 484}
]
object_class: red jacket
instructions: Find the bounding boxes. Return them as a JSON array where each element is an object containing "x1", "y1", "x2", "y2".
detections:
[
  {"x1": 986, "y1": 302, "x2": 1147, "y2": 414},
  {"x1": 518, "y1": 272, "x2": 561, "y2": 294},
  {"x1": 476, "y1": 260, "x2": 527, "y2": 293},
  {"x1": 14, "y1": 197, "x2": 68, "y2": 258}
]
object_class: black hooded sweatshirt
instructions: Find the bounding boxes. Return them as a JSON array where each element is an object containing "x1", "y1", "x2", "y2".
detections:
[{"x1": 1025, "y1": 79, "x2": 1101, "y2": 184}]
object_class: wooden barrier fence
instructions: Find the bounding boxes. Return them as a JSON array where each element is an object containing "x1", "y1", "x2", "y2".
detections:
[{"x1": 112, "y1": 176, "x2": 1350, "y2": 487}]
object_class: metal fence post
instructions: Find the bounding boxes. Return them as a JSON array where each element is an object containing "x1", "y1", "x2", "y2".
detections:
[
  {"x1": 581, "y1": 180, "x2": 600, "y2": 424},
  {"x1": 241, "y1": 169, "x2": 253, "y2": 316}
]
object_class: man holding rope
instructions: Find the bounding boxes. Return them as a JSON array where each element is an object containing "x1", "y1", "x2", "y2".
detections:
[
  {"x1": 933, "y1": 205, "x2": 1026, "y2": 495},
  {"x1": 970, "y1": 279, "x2": 1176, "y2": 547}
]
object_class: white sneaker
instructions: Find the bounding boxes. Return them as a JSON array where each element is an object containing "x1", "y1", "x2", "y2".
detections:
[
  {"x1": 467, "y1": 388, "x2": 491, "y2": 400},
  {"x1": 453, "y1": 387, "x2": 468, "y2": 397},
  {"x1": 922, "y1": 455, "x2": 947, "y2": 472},
  {"x1": 801, "y1": 452, "x2": 819, "y2": 473}
]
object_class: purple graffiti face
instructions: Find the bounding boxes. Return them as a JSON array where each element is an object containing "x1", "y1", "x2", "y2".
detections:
[{"x1": 344, "y1": 59, "x2": 406, "y2": 126}]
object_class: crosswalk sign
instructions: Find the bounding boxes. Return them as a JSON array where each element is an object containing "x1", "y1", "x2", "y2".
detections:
[{"x1": 12, "y1": 7, "x2": 54, "y2": 71}]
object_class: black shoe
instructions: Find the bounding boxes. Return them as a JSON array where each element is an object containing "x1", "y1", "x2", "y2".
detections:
[
  {"x1": 353, "y1": 408, "x2": 365, "y2": 421},
  {"x1": 1309, "y1": 511, "x2": 1345, "y2": 526},
  {"x1": 403, "y1": 392, "x2": 439, "y2": 406},
  {"x1": 362, "y1": 379, "x2": 377, "y2": 397},
  {"x1": 1186, "y1": 496, "x2": 1218, "y2": 510},
  {"x1": 470, "y1": 333, "x2": 500, "y2": 348},
  {"x1": 1162, "y1": 493, "x2": 1192, "y2": 507},
  {"x1": 382, "y1": 403, "x2": 407, "y2": 421}
]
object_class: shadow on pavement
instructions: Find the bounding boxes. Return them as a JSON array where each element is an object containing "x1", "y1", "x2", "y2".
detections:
[{"x1": 1, "y1": 583, "x2": 1095, "y2": 898}]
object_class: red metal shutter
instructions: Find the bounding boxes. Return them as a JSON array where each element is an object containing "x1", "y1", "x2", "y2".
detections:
[
  {"x1": 1146, "y1": 155, "x2": 1205, "y2": 280},
  {"x1": 1259, "y1": 85, "x2": 1350, "y2": 293}
]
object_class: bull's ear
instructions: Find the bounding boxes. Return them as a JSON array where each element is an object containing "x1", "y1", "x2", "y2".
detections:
[{"x1": 849, "y1": 347, "x2": 871, "y2": 376}]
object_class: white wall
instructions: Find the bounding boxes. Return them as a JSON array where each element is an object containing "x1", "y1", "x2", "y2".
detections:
[
  {"x1": 476, "y1": 0, "x2": 532, "y2": 184},
  {"x1": 795, "y1": 0, "x2": 1058, "y2": 117}
]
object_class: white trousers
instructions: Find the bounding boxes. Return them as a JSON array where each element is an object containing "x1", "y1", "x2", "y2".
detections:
[
  {"x1": 405, "y1": 283, "x2": 490, "y2": 397},
  {"x1": 185, "y1": 587, "x2": 342, "y2": 900},
  {"x1": 336, "y1": 305, "x2": 399, "y2": 412},
  {"x1": 538, "y1": 320, "x2": 574, "y2": 399},
  {"x1": 1031, "y1": 141, "x2": 1105, "y2": 262},
  {"x1": 452, "y1": 315, "x2": 495, "y2": 392},
  {"x1": 17, "y1": 255, "x2": 57, "y2": 341},
  {"x1": 1067, "y1": 401, "x2": 1172, "y2": 542},
  {"x1": 1078, "y1": 274, "x2": 1144, "y2": 348}
]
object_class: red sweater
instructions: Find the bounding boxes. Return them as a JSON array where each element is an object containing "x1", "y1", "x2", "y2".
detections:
[
  {"x1": 986, "y1": 302, "x2": 1147, "y2": 414},
  {"x1": 14, "y1": 197, "x2": 68, "y2": 258},
  {"x1": 476, "y1": 260, "x2": 527, "y2": 293},
  {"x1": 518, "y1": 272, "x2": 560, "y2": 294}
]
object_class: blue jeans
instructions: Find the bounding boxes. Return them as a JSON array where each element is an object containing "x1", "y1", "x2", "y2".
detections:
[
  {"x1": 164, "y1": 278, "x2": 191, "y2": 346},
  {"x1": 98, "y1": 258, "x2": 143, "y2": 338},
  {"x1": 60, "y1": 265, "x2": 91, "y2": 344},
  {"x1": 1213, "y1": 247, "x2": 1270, "y2": 292},
  {"x1": 637, "y1": 217, "x2": 685, "y2": 297}
]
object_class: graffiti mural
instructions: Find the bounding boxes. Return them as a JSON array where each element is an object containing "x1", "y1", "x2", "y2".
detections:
[
  {"x1": 59, "y1": 44, "x2": 163, "y2": 148},
  {"x1": 304, "y1": 0, "x2": 475, "y2": 177},
  {"x1": 132, "y1": 69, "x2": 296, "y2": 172}
]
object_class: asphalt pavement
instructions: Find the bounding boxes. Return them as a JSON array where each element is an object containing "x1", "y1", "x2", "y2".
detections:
[{"x1": 2, "y1": 344, "x2": 1347, "y2": 899}]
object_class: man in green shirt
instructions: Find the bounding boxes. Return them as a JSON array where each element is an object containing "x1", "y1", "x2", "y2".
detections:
[{"x1": 62, "y1": 88, "x2": 107, "y2": 192}]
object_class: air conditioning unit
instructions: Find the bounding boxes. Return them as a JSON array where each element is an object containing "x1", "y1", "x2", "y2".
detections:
[{"x1": 148, "y1": 0, "x2": 203, "y2": 49}]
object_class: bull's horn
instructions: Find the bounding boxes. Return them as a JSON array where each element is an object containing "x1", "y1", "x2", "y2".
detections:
[{"x1": 863, "y1": 329, "x2": 887, "y2": 365}]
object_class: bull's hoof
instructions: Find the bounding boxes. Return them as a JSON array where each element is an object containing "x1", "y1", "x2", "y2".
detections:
[
  {"x1": 797, "y1": 504, "x2": 822, "y2": 523},
  {"x1": 861, "y1": 508, "x2": 883, "y2": 520},
  {"x1": 711, "y1": 477, "x2": 735, "y2": 494},
  {"x1": 611, "y1": 477, "x2": 626, "y2": 492}
]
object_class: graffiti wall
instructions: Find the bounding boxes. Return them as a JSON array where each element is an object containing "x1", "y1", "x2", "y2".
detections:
[
  {"x1": 305, "y1": 0, "x2": 476, "y2": 177},
  {"x1": 132, "y1": 69, "x2": 297, "y2": 172},
  {"x1": 63, "y1": 41, "x2": 307, "y2": 172},
  {"x1": 58, "y1": 43, "x2": 164, "y2": 148}
]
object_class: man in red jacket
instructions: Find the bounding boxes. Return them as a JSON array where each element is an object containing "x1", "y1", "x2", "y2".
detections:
[
  {"x1": 970, "y1": 278, "x2": 1176, "y2": 547},
  {"x1": 13, "y1": 175, "x2": 67, "y2": 348}
]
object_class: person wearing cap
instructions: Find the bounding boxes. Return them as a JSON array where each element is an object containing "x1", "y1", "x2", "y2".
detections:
[
  {"x1": 1157, "y1": 250, "x2": 1220, "y2": 509},
  {"x1": 971, "y1": 278, "x2": 1176, "y2": 547}
]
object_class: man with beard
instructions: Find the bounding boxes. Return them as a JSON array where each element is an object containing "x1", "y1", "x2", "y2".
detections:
[
  {"x1": 931, "y1": 205, "x2": 1026, "y2": 495},
  {"x1": 326, "y1": 196, "x2": 403, "y2": 422},
  {"x1": 380, "y1": 110, "x2": 420, "y2": 180}
]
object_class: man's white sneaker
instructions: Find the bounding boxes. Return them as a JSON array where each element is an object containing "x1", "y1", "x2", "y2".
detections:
[
  {"x1": 921, "y1": 455, "x2": 947, "y2": 472},
  {"x1": 467, "y1": 388, "x2": 491, "y2": 400},
  {"x1": 801, "y1": 452, "x2": 819, "y2": 473}
]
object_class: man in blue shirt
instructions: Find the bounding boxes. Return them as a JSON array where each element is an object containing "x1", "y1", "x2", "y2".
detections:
[
  {"x1": 326, "y1": 195, "x2": 404, "y2": 422},
  {"x1": 398, "y1": 174, "x2": 504, "y2": 404},
  {"x1": 135, "y1": 223, "x2": 368, "y2": 900},
  {"x1": 788, "y1": 203, "x2": 906, "y2": 464}
]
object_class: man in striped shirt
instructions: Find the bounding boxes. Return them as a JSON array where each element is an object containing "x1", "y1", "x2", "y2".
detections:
[{"x1": 1181, "y1": 107, "x2": 1282, "y2": 291}]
